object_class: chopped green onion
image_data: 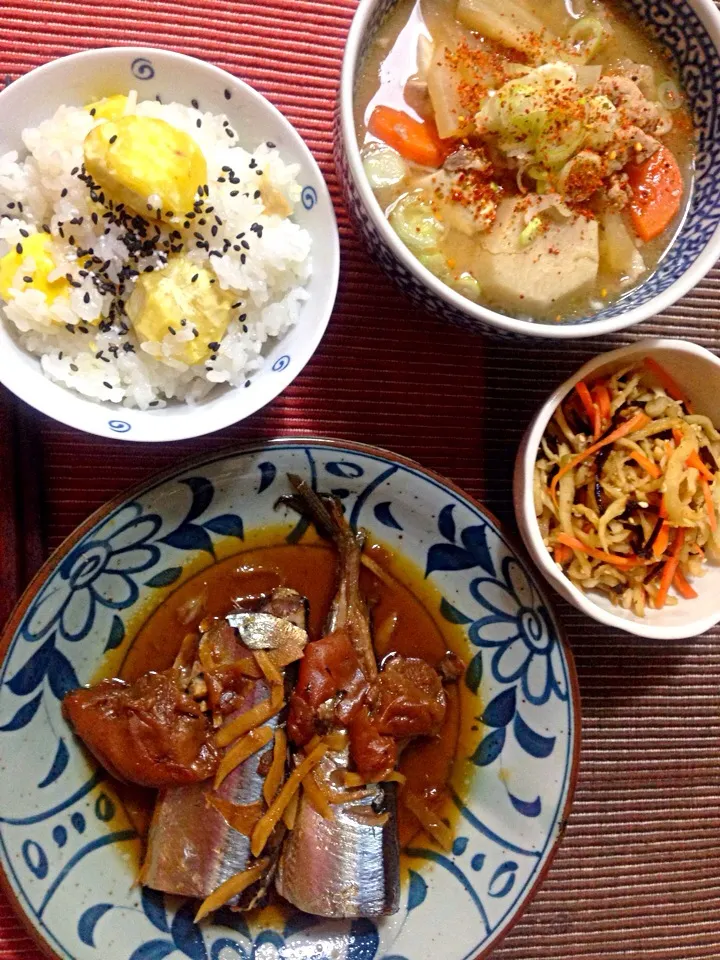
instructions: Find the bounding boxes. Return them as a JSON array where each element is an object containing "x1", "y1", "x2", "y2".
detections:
[
  {"x1": 451, "y1": 272, "x2": 481, "y2": 300},
  {"x1": 362, "y1": 144, "x2": 409, "y2": 189},
  {"x1": 657, "y1": 79, "x2": 682, "y2": 111},
  {"x1": 519, "y1": 216, "x2": 543, "y2": 247},
  {"x1": 390, "y1": 193, "x2": 445, "y2": 254},
  {"x1": 567, "y1": 17, "x2": 605, "y2": 63}
]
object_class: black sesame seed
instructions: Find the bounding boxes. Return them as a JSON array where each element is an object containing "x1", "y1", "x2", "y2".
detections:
[
  {"x1": 242, "y1": 324, "x2": 248, "y2": 333},
  {"x1": 254, "y1": 190, "x2": 261, "y2": 199},
  {"x1": 83, "y1": 292, "x2": 90, "y2": 304},
  {"x1": 166, "y1": 211, "x2": 174, "y2": 218},
  {"x1": 208, "y1": 341, "x2": 220, "y2": 350},
  {"x1": 210, "y1": 354, "x2": 217, "y2": 361},
  {"x1": 168, "y1": 326, "x2": 176, "y2": 335},
  {"x1": 232, "y1": 301, "x2": 243, "y2": 309},
  {"x1": 249, "y1": 159, "x2": 257, "y2": 170},
  {"x1": 224, "y1": 88, "x2": 231, "y2": 100},
  {"x1": 78, "y1": 325, "x2": 89, "y2": 333},
  {"x1": 233, "y1": 244, "x2": 241, "y2": 252},
  {"x1": 191, "y1": 273, "x2": 199, "y2": 283},
  {"x1": 255, "y1": 168, "x2": 263, "y2": 175},
  {"x1": 192, "y1": 327, "x2": 199, "y2": 337},
  {"x1": 70, "y1": 363, "x2": 79, "y2": 372},
  {"x1": 68, "y1": 236, "x2": 75, "y2": 245},
  {"x1": 71, "y1": 166, "x2": 79, "y2": 176},
  {"x1": 211, "y1": 225, "x2": 218, "y2": 237},
  {"x1": 244, "y1": 380, "x2": 251, "y2": 388},
  {"x1": 196, "y1": 118, "x2": 202, "y2": 128},
  {"x1": 191, "y1": 98, "x2": 199, "y2": 109},
  {"x1": 223, "y1": 120, "x2": 229, "y2": 127},
  {"x1": 217, "y1": 177, "x2": 226, "y2": 184},
  {"x1": 183, "y1": 221, "x2": 191, "y2": 229},
  {"x1": 58, "y1": 351, "x2": 63, "y2": 359},
  {"x1": 22, "y1": 275, "x2": 32, "y2": 283},
  {"x1": 239, "y1": 313, "x2": 247, "y2": 322},
  {"x1": 15, "y1": 242, "x2": 23, "y2": 254},
  {"x1": 149, "y1": 399, "x2": 159, "y2": 407},
  {"x1": 225, "y1": 128, "x2": 235, "y2": 138},
  {"x1": 240, "y1": 253, "x2": 246, "y2": 264},
  {"x1": 266, "y1": 141, "x2": 276, "y2": 148},
  {"x1": 19, "y1": 228, "x2": 29, "y2": 238},
  {"x1": 65, "y1": 324, "x2": 75, "y2": 333},
  {"x1": 6, "y1": 202, "x2": 14, "y2": 209},
  {"x1": 230, "y1": 190, "x2": 239, "y2": 197},
  {"x1": 180, "y1": 318, "x2": 187, "y2": 326},
  {"x1": 103, "y1": 381, "x2": 112, "y2": 389},
  {"x1": 90, "y1": 107, "x2": 96, "y2": 116},
  {"x1": 241, "y1": 240, "x2": 250, "y2": 250}
]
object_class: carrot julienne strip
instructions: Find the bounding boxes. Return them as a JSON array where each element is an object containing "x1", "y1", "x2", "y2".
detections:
[
  {"x1": 654, "y1": 528, "x2": 685, "y2": 609},
  {"x1": 628, "y1": 450, "x2": 662, "y2": 479},
  {"x1": 575, "y1": 381, "x2": 599, "y2": 437},
  {"x1": 250, "y1": 742, "x2": 328, "y2": 857},
  {"x1": 653, "y1": 521, "x2": 670, "y2": 558},
  {"x1": 686, "y1": 450, "x2": 714, "y2": 482},
  {"x1": 643, "y1": 357, "x2": 693, "y2": 412},
  {"x1": 673, "y1": 568, "x2": 698, "y2": 600},
  {"x1": 550, "y1": 412, "x2": 650, "y2": 499},
  {"x1": 194, "y1": 859, "x2": 270, "y2": 922},
  {"x1": 556, "y1": 533, "x2": 641, "y2": 569}
]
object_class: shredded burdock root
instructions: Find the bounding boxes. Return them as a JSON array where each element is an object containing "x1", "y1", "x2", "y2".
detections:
[{"x1": 535, "y1": 357, "x2": 720, "y2": 615}]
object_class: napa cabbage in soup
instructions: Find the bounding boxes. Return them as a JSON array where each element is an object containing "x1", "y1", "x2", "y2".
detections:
[{"x1": 355, "y1": 0, "x2": 695, "y2": 322}]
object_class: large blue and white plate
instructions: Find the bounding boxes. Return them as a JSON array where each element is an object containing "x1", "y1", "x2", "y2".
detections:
[{"x1": 0, "y1": 439, "x2": 580, "y2": 960}]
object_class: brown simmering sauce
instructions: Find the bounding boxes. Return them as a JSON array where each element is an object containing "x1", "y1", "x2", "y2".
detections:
[{"x1": 110, "y1": 531, "x2": 469, "y2": 853}]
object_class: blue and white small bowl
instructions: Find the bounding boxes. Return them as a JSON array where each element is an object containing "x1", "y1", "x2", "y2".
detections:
[
  {"x1": 337, "y1": 0, "x2": 720, "y2": 339},
  {"x1": 0, "y1": 47, "x2": 339, "y2": 441}
]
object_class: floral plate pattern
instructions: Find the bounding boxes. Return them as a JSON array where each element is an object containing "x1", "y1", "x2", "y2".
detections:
[{"x1": 0, "y1": 439, "x2": 580, "y2": 960}]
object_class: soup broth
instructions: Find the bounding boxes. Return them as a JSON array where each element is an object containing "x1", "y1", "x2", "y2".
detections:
[{"x1": 355, "y1": 0, "x2": 694, "y2": 323}]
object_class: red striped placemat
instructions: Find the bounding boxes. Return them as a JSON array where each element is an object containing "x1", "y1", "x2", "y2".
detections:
[{"x1": 2, "y1": 1, "x2": 720, "y2": 957}]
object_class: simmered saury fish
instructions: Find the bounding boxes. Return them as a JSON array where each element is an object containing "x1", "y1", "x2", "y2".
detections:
[
  {"x1": 140, "y1": 587, "x2": 307, "y2": 909},
  {"x1": 275, "y1": 476, "x2": 401, "y2": 917}
]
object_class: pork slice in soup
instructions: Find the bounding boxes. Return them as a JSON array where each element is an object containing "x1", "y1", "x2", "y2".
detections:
[{"x1": 355, "y1": 0, "x2": 694, "y2": 323}]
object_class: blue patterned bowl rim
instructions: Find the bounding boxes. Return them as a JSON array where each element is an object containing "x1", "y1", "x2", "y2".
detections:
[
  {"x1": 0, "y1": 436, "x2": 581, "y2": 960},
  {"x1": 339, "y1": 0, "x2": 720, "y2": 339}
]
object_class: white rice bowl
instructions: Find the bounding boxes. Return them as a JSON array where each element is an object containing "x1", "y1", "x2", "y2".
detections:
[{"x1": 0, "y1": 93, "x2": 313, "y2": 409}]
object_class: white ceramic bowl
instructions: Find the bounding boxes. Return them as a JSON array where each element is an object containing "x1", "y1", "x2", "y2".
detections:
[
  {"x1": 513, "y1": 339, "x2": 720, "y2": 639},
  {"x1": 0, "y1": 47, "x2": 339, "y2": 441},
  {"x1": 337, "y1": 0, "x2": 720, "y2": 340}
]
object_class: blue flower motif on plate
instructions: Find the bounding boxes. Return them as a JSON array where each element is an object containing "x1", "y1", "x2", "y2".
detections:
[
  {"x1": 22, "y1": 504, "x2": 161, "y2": 645},
  {"x1": 469, "y1": 557, "x2": 568, "y2": 708}
]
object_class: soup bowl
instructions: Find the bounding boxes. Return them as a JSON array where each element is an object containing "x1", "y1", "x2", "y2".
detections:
[
  {"x1": 0, "y1": 47, "x2": 339, "y2": 441},
  {"x1": 513, "y1": 338, "x2": 720, "y2": 639},
  {"x1": 337, "y1": 0, "x2": 720, "y2": 339}
]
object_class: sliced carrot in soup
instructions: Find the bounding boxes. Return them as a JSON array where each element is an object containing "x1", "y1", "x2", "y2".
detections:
[{"x1": 628, "y1": 145, "x2": 683, "y2": 242}]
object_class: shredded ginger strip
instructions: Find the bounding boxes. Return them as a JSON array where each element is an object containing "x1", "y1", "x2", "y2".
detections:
[
  {"x1": 194, "y1": 858, "x2": 270, "y2": 922},
  {"x1": 251, "y1": 742, "x2": 328, "y2": 857},
  {"x1": 216, "y1": 684, "x2": 284, "y2": 748},
  {"x1": 262, "y1": 728, "x2": 287, "y2": 806},
  {"x1": 214, "y1": 725, "x2": 273, "y2": 789}
]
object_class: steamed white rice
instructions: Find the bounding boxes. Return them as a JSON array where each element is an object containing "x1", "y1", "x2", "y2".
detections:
[{"x1": 0, "y1": 93, "x2": 312, "y2": 408}]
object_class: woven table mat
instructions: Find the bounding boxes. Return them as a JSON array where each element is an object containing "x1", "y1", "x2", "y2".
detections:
[{"x1": 2, "y1": 1, "x2": 720, "y2": 957}]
